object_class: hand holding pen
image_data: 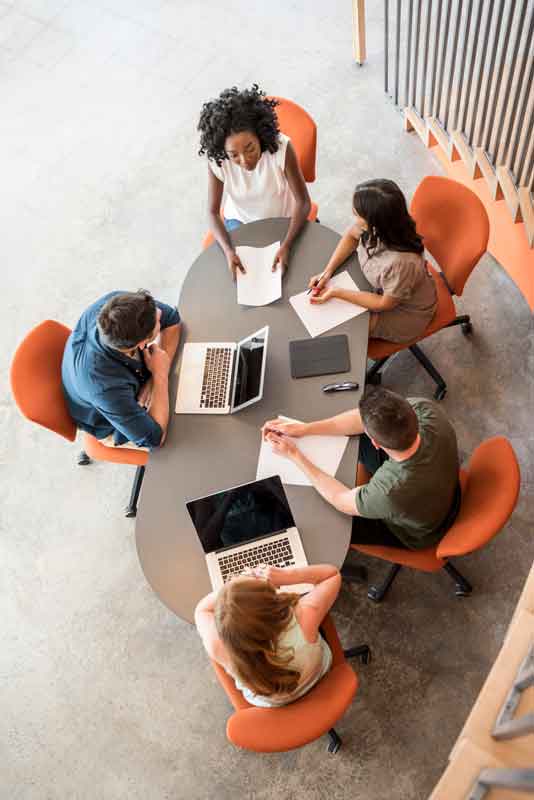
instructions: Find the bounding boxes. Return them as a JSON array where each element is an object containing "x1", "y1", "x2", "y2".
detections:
[{"x1": 307, "y1": 270, "x2": 329, "y2": 295}]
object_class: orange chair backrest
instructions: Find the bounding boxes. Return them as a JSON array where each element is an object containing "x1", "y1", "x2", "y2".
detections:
[
  {"x1": 10, "y1": 320, "x2": 77, "y2": 442},
  {"x1": 269, "y1": 96, "x2": 317, "y2": 183},
  {"x1": 410, "y1": 176, "x2": 489, "y2": 296},
  {"x1": 437, "y1": 437, "x2": 520, "y2": 559}
]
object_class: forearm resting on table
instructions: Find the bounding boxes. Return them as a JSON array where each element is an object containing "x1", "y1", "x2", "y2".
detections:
[
  {"x1": 293, "y1": 450, "x2": 358, "y2": 516},
  {"x1": 273, "y1": 563, "x2": 340, "y2": 586},
  {"x1": 160, "y1": 322, "x2": 181, "y2": 362},
  {"x1": 148, "y1": 374, "x2": 169, "y2": 442},
  {"x1": 335, "y1": 288, "x2": 400, "y2": 312},
  {"x1": 304, "y1": 408, "x2": 364, "y2": 437}
]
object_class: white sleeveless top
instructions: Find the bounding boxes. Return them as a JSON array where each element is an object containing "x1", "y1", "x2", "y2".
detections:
[
  {"x1": 208, "y1": 133, "x2": 295, "y2": 224},
  {"x1": 228, "y1": 614, "x2": 333, "y2": 708}
]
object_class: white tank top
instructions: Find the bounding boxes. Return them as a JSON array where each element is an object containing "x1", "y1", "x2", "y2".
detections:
[
  {"x1": 208, "y1": 133, "x2": 295, "y2": 224},
  {"x1": 229, "y1": 614, "x2": 333, "y2": 708}
]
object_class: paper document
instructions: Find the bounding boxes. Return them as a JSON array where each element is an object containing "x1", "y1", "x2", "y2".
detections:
[
  {"x1": 289, "y1": 271, "x2": 366, "y2": 337},
  {"x1": 236, "y1": 241, "x2": 282, "y2": 306},
  {"x1": 257, "y1": 416, "x2": 349, "y2": 487}
]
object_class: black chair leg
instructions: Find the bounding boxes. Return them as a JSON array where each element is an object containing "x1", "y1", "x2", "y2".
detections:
[
  {"x1": 125, "y1": 466, "x2": 146, "y2": 518},
  {"x1": 368, "y1": 563, "x2": 402, "y2": 603},
  {"x1": 445, "y1": 314, "x2": 473, "y2": 336},
  {"x1": 344, "y1": 644, "x2": 371, "y2": 664},
  {"x1": 409, "y1": 344, "x2": 447, "y2": 401},
  {"x1": 341, "y1": 563, "x2": 368, "y2": 583},
  {"x1": 366, "y1": 357, "x2": 389, "y2": 385},
  {"x1": 327, "y1": 728, "x2": 342, "y2": 754},
  {"x1": 77, "y1": 450, "x2": 91, "y2": 466},
  {"x1": 443, "y1": 561, "x2": 473, "y2": 597}
]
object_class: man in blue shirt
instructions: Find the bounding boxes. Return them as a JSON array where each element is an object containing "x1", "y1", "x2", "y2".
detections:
[{"x1": 62, "y1": 290, "x2": 181, "y2": 450}]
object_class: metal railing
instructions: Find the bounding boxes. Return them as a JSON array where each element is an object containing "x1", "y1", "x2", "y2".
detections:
[{"x1": 384, "y1": 0, "x2": 534, "y2": 192}]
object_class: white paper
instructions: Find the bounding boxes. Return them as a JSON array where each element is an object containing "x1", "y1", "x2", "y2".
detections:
[
  {"x1": 235, "y1": 241, "x2": 282, "y2": 306},
  {"x1": 257, "y1": 416, "x2": 349, "y2": 487},
  {"x1": 289, "y1": 271, "x2": 367, "y2": 337}
]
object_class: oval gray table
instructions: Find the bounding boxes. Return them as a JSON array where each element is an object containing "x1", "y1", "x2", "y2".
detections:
[{"x1": 135, "y1": 219, "x2": 371, "y2": 623}]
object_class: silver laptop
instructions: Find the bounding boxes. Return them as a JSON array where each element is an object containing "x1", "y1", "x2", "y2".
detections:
[
  {"x1": 186, "y1": 475, "x2": 311, "y2": 593},
  {"x1": 175, "y1": 326, "x2": 269, "y2": 415}
]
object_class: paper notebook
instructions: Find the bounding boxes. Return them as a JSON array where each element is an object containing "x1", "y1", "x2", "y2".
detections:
[
  {"x1": 289, "y1": 271, "x2": 366, "y2": 337},
  {"x1": 257, "y1": 416, "x2": 349, "y2": 487},
  {"x1": 235, "y1": 241, "x2": 282, "y2": 306}
]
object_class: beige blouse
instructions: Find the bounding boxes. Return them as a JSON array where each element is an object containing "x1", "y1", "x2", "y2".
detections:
[{"x1": 358, "y1": 242, "x2": 437, "y2": 343}]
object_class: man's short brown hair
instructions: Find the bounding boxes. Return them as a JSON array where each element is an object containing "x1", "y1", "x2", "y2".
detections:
[
  {"x1": 97, "y1": 290, "x2": 157, "y2": 349},
  {"x1": 359, "y1": 387, "x2": 419, "y2": 450}
]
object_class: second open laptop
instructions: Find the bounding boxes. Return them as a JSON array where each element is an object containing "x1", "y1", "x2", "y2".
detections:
[
  {"x1": 186, "y1": 475, "x2": 311, "y2": 593},
  {"x1": 175, "y1": 326, "x2": 269, "y2": 415}
]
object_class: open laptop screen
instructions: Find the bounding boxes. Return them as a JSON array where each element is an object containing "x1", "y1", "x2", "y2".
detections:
[
  {"x1": 186, "y1": 476, "x2": 295, "y2": 554},
  {"x1": 231, "y1": 327, "x2": 269, "y2": 412}
]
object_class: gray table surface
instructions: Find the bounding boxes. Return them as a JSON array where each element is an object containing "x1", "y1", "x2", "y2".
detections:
[{"x1": 135, "y1": 219, "x2": 371, "y2": 623}]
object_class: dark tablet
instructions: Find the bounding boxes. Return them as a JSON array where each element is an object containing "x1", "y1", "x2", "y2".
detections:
[{"x1": 289, "y1": 335, "x2": 350, "y2": 379}]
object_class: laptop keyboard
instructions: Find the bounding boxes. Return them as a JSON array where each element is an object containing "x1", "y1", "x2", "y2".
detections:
[
  {"x1": 218, "y1": 537, "x2": 295, "y2": 583},
  {"x1": 200, "y1": 347, "x2": 232, "y2": 409}
]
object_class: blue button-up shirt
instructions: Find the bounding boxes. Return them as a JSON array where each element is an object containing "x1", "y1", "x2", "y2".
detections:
[{"x1": 61, "y1": 292, "x2": 180, "y2": 449}]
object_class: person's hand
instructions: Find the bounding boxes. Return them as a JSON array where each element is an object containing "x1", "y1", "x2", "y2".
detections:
[
  {"x1": 143, "y1": 343, "x2": 170, "y2": 378},
  {"x1": 261, "y1": 418, "x2": 308, "y2": 439},
  {"x1": 266, "y1": 431, "x2": 299, "y2": 460},
  {"x1": 308, "y1": 271, "x2": 330, "y2": 294},
  {"x1": 310, "y1": 287, "x2": 337, "y2": 305},
  {"x1": 137, "y1": 377, "x2": 154, "y2": 408},
  {"x1": 272, "y1": 244, "x2": 290, "y2": 273},
  {"x1": 226, "y1": 250, "x2": 246, "y2": 280},
  {"x1": 241, "y1": 565, "x2": 286, "y2": 585}
]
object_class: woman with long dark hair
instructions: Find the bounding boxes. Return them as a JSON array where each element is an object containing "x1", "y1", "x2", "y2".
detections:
[
  {"x1": 198, "y1": 84, "x2": 310, "y2": 278},
  {"x1": 308, "y1": 179, "x2": 437, "y2": 343},
  {"x1": 194, "y1": 564, "x2": 340, "y2": 707}
]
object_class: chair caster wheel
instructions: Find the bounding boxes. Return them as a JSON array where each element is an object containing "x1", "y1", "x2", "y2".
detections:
[
  {"x1": 125, "y1": 507, "x2": 137, "y2": 518},
  {"x1": 434, "y1": 386, "x2": 447, "y2": 401},
  {"x1": 327, "y1": 729, "x2": 342, "y2": 753},
  {"x1": 367, "y1": 372, "x2": 382, "y2": 386},
  {"x1": 327, "y1": 740, "x2": 341, "y2": 754},
  {"x1": 315, "y1": 217, "x2": 320, "y2": 223},
  {"x1": 359, "y1": 646, "x2": 371, "y2": 665},
  {"x1": 77, "y1": 451, "x2": 91, "y2": 466},
  {"x1": 367, "y1": 585, "x2": 384, "y2": 603},
  {"x1": 454, "y1": 587, "x2": 472, "y2": 597},
  {"x1": 461, "y1": 322, "x2": 473, "y2": 335}
]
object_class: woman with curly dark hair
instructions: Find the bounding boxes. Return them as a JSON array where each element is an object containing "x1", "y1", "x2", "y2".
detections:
[
  {"x1": 198, "y1": 85, "x2": 311, "y2": 278},
  {"x1": 308, "y1": 179, "x2": 437, "y2": 343}
]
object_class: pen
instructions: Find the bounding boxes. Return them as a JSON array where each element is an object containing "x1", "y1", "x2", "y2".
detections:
[{"x1": 306, "y1": 270, "x2": 327, "y2": 295}]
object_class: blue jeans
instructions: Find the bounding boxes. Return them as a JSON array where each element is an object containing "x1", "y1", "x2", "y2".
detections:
[{"x1": 224, "y1": 218, "x2": 242, "y2": 232}]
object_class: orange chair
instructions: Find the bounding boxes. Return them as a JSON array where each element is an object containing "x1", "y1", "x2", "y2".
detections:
[
  {"x1": 202, "y1": 96, "x2": 319, "y2": 250},
  {"x1": 346, "y1": 437, "x2": 520, "y2": 603},
  {"x1": 366, "y1": 176, "x2": 490, "y2": 400},
  {"x1": 211, "y1": 614, "x2": 370, "y2": 753},
  {"x1": 10, "y1": 320, "x2": 148, "y2": 517}
]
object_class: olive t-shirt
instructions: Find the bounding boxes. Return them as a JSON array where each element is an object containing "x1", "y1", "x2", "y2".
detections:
[{"x1": 355, "y1": 398, "x2": 459, "y2": 549}]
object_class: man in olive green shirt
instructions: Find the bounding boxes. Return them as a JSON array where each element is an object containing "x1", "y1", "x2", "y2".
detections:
[{"x1": 262, "y1": 387, "x2": 461, "y2": 550}]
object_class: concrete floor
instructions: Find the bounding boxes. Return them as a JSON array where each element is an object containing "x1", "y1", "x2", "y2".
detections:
[{"x1": 2, "y1": 1, "x2": 533, "y2": 798}]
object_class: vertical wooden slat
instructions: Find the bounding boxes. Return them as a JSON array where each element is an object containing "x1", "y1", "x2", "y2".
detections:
[
  {"x1": 477, "y1": 0, "x2": 505, "y2": 149},
  {"x1": 428, "y1": 0, "x2": 443, "y2": 119},
  {"x1": 385, "y1": 0, "x2": 390, "y2": 93},
  {"x1": 410, "y1": 0, "x2": 422, "y2": 109},
  {"x1": 460, "y1": 0, "x2": 485, "y2": 138},
  {"x1": 352, "y1": 0, "x2": 367, "y2": 65},
  {"x1": 444, "y1": 0, "x2": 463, "y2": 130},
  {"x1": 509, "y1": 55, "x2": 534, "y2": 181},
  {"x1": 466, "y1": 0, "x2": 496, "y2": 145},
  {"x1": 394, "y1": 0, "x2": 401, "y2": 105},
  {"x1": 452, "y1": 0, "x2": 474, "y2": 132},
  {"x1": 482, "y1": 0, "x2": 516, "y2": 155},
  {"x1": 404, "y1": 0, "x2": 414, "y2": 107},
  {"x1": 419, "y1": 0, "x2": 433, "y2": 116},
  {"x1": 517, "y1": 106, "x2": 534, "y2": 187},
  {"x1": 433, "y1": 0, "x2": 452, "y2": 121}
]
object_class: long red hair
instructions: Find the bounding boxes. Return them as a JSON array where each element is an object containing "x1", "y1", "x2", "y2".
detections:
[{"x1": 215, "y1": 578, "x2": 301, "y2": 697}]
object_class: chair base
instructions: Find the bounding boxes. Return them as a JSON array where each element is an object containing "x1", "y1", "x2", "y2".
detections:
[
  {"x1": 327, "y1": 728, "x2": 342, "y2": 753},
  {"x1": 368, "y1": 563, "x2": 402, "y2": 603},
  {"x1": 444, "y1": 561, "x2": 473, "y2": 596},
  {"x1": 344, "y1": 644, "x2": 372, "y2": 664},
  {"x1": 77, "y1": 450, "x2": 91, "y2": 466},
  {"x1": 125, "y1": 466, "x2": 146, "y2": 518}
]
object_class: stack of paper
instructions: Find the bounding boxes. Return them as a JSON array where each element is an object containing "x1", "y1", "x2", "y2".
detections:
[
  {"x1": 256, "y1": 416, "x2": 349, "y2": 487},
  {"x1": 236, "y1": 241, "x2": 282, "y2": 306},
  {"x1": 289, "y1": 271, "x2": 366, "y2": 337}
]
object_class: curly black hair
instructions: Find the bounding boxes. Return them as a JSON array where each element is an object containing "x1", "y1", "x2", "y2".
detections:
[{"x1": 198, "y1": 84, "x2": 280, "y2": 166}]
